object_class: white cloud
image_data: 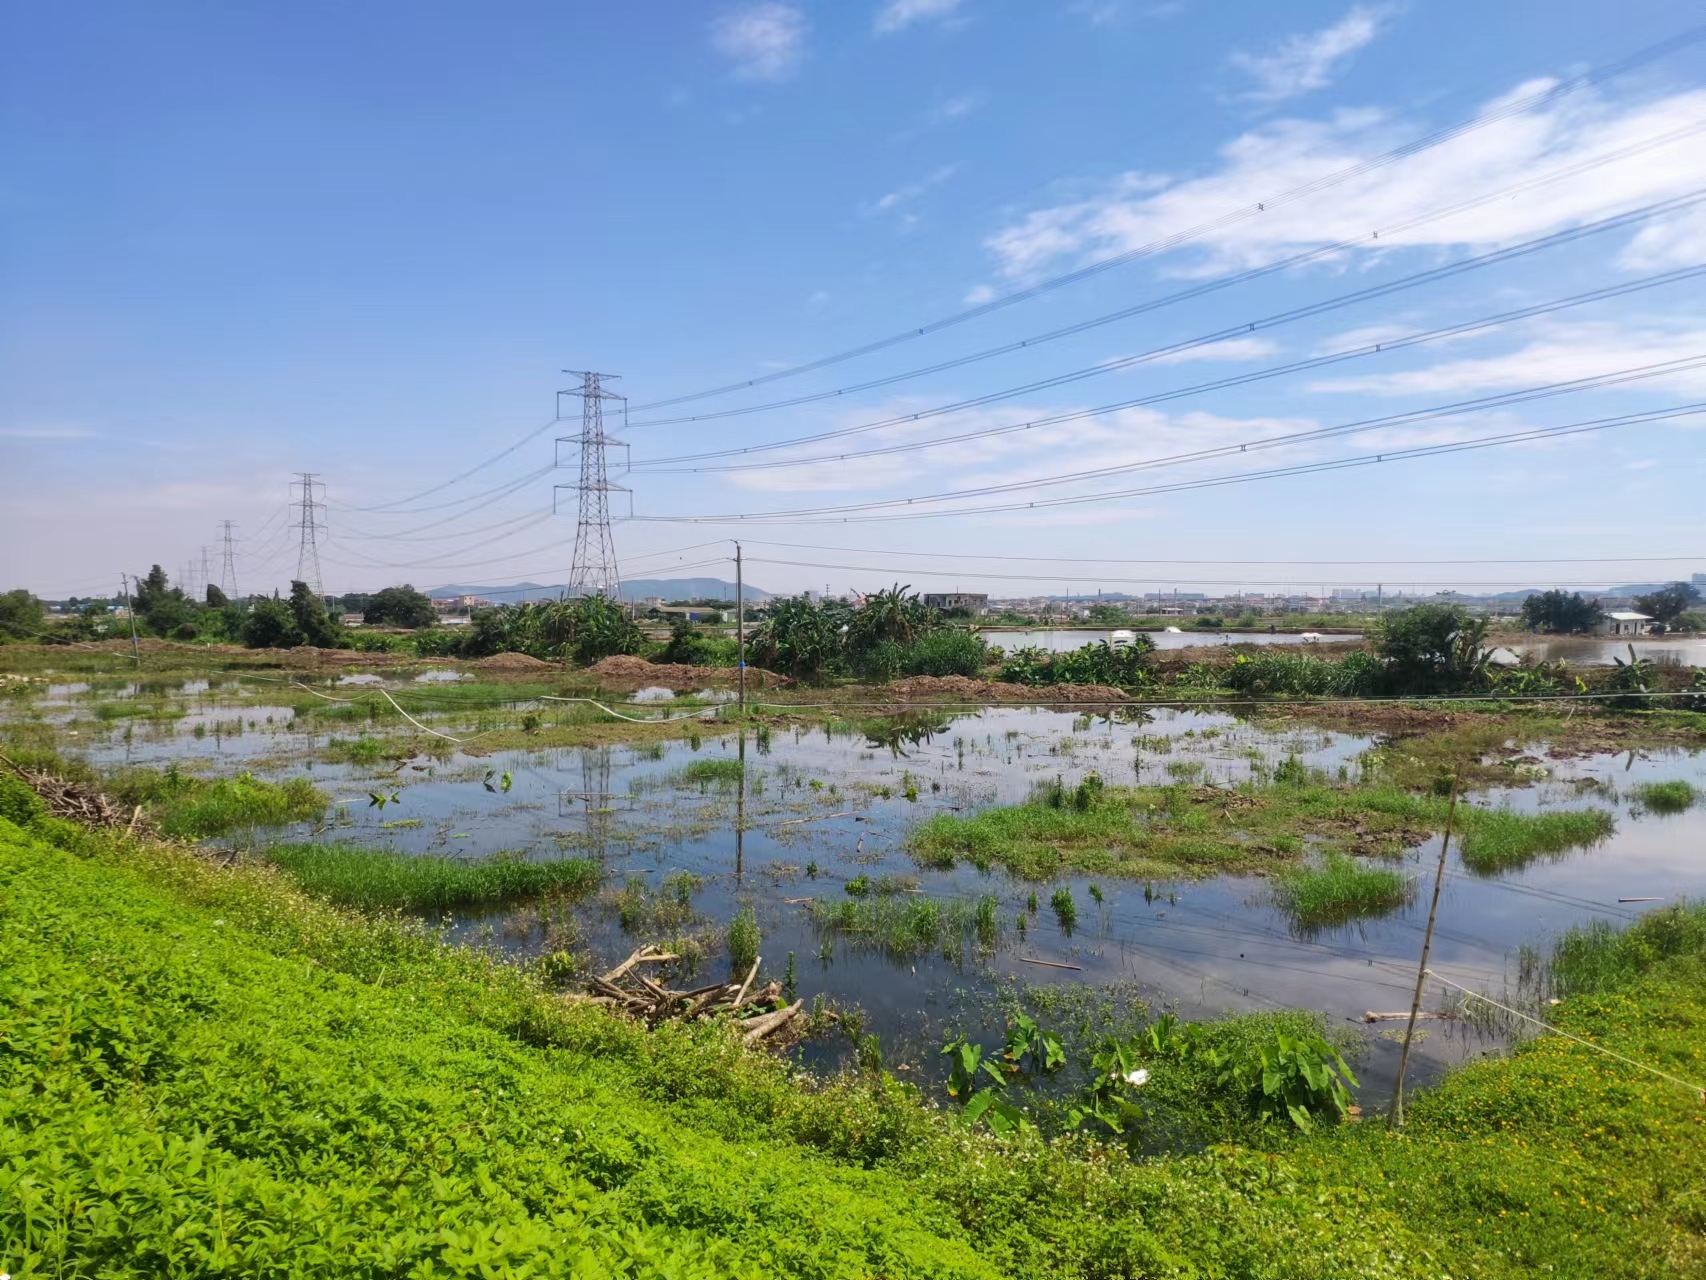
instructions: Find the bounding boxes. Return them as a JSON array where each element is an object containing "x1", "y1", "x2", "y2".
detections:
[
  {"x1": 711, "y1": 4, "x2": 807, "y2": 81},
  {"x1": 862, "y1": 164, "x2": 959, "y2": 217},
  {"x1": 983, "y1": 81, "x2": 1706, "y2": 280},
  {"x1": 963, "y1": 283, "x2": 997, "y2": 305},
  {"x1": 1307, "y1": 320, "x2": 1706, "y2": 397},
  {"x1": 1149, "y1": 338, "x2": 1279, "y2": 365},
  {"x1": 1229, "y1": 5, "x2": 1391, "y2": 104},
  {"x1": 875, "y1": 0, "x2": 966, "y2": 35}
]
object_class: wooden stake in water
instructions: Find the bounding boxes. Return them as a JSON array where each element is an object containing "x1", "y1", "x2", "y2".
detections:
[{"x1": 1388, "y1": 774, "x2": 1460, "y2": 1130}]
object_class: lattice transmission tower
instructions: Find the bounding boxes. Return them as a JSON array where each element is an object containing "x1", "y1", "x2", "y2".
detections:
[
  {"x1": 292, "y1": 473, "x2": 327, "y2": 597},
  {"x1": 555, "y1": 371, "x2": 629, "y2": 597},
  {"x1": 218, "y1": 520, "x2": 241, "y2": 599}
]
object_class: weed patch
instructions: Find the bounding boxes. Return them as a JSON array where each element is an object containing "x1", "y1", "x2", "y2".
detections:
[{"x1": 266, "y1": 844, "x2": 601, "y2": 911}]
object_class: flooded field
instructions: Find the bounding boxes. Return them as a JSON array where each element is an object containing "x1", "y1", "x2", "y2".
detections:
[
  {"x1": 1496, "y1": 634, "x2": 1706, "y2": 667},
  {"x1": 981, "y1": 628, "x2": 1360, "y2": 651},
  {"x1": 8, "y1": 662, "x2": 1703, "y2": 1106}
]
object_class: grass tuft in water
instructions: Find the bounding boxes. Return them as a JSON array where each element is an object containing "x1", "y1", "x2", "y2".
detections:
[
  {"x1": 107, "y1": 767, "x2": 326, "y2": 839},
  {"x1": 727, "y1": 906, "x2": 761, "y2": 976},
  {"x1": 808, "y1": 893, "x2": 1001, "y2": 961},
  {"x1": 1629, "y1": 779, "x2": 1698, "y2": 814},
  {"x1": 680, "y1": 758, "x2": 745, "y2": 786},
  {"x1": 266, "y1": 845, "x2": 601, "y2": 912},
  {"x1": 1274, "y1": 853, "x2": 1410, "y2": 928},
  {"x1": 1455, "y1": 807, "x2": 1613, "y2": 874}
]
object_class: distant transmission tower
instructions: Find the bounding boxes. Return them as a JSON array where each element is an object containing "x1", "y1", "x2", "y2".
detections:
[
  {"x1": 218, "y1": 520, "x2": 241, "y2": 599},
  {"x1": 292, "y1": 473, "x2": 327, "y2": 596},
  {"x1": 555, "y1": 372, "x2": 629, "y2": 597},
  {"x1": 198, "y1": 546, "x2": 213, "y2": 602}
]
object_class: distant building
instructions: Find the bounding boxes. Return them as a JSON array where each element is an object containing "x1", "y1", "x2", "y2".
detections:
[
  {"x1": 1694, "y1": 573, "x2": 1706, "y2": 587},
  {"x1": 923, "y1": 592, "x2": 989, "y2": 613},
  {"x1": 1597, "y1": 610, "x2": 1652, "y2": 637}
]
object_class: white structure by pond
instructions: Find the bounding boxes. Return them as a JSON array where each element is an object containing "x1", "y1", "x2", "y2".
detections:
[{"x1": 1597, "y1": 611, "x2": 1652, "y2": 636}]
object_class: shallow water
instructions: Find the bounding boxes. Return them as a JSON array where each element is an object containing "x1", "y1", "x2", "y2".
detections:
[
  {"x1": 983, "y1": 628, "x2": 1361, "y2": 652},
  {"x1": 9, "y1": 672, "x2": 1705, "y2": 1104},
  {"x1": 1496, "y1": 635, "x2": 1706, "y2": 667}
]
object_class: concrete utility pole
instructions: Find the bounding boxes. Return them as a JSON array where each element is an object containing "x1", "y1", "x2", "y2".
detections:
[
  {"x1": 736, "y1": 541, "x2": 746, "y2": 714},
  {"x1": 120, "y1": 573, "x2": 140, "y2": 664},
  {"x1": 292, "y1": 473, "x2": 327, "y2": 596},
  {"x1": 218, "y1": 521, "x2": 241, "y2": 599},
  {"x1": 556, "y1": 371, "x2": 628, "y2": 598}
]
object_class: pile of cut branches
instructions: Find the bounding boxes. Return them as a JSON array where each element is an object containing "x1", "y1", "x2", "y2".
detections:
[
  {"x1": 575, "y1": 946, "x2": 803, "y2": 1047},
  {"x1": 0, "y1": 752, "x2": 142, "y2": 832}
]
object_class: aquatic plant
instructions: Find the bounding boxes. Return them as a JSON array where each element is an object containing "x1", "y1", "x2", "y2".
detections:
[
  {"x1": 1049, "y1": 887, "x2": 1077, "y2": 933},
  {"x1": 1274, "y1": 854, "x2": 1410, "y2": 928},
  {"x1": 1629, "y1": 779, "x2": 1698, "y2": 814},
  {"x1": 1455, "y1": 806, "x2": 1614, "y2": 874},
  {"x1": 727, "y1": 906, "x2": 761, "y2": 976},
  {"x1": 266, "y1": 844, "x2": 600, "y2": 912}
]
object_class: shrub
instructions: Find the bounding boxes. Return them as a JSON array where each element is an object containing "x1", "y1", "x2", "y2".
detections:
[{"x1": 904, "y1": 630, "x2": 988, "y2": 677}]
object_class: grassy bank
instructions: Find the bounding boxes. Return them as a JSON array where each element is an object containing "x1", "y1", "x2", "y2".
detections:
[
  {"x1": 2, "y1": 801, "x2": 1705, "y2": 1275},
  {"x1": 908, "y1": 776, "x2": 1613, "y2": 882}
]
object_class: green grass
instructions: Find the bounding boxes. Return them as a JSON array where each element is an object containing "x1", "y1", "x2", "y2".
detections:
[
  {"x1": 265, "y1": 843, "x2": 602, "y2": 912},
  {"x1": 4, "y1": 805, "x2": 1706, "y2": 1276},
  {"x1": 909, "y1": 778, "x2": 1615, "y2": 882},
  {"x1": 808, "y1": 893, "x2": 1000, "y2": 960},
  {"x1": 1630, "y1": 779, "x2": 1699, "y2": 814},
  {"x1": 679, "y1": 757, "x2": 745, "y2": 785},
  {"x1": 1454, "y1": 806, "x2": 1615, "y2": 874},
  {"x1": 1274, "y1": 852, "x2": 1411, "y2": 927},
  {"x1": 98, "y1": 765, "x2": 326, "y2": 838}
]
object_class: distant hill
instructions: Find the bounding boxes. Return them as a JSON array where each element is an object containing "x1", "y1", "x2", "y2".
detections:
[{"x1": 426, "y1": 578, "x2": 771, "y2": 604}]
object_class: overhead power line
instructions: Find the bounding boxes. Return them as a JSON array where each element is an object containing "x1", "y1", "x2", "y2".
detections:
[
  {"x1": 635, "y1": 402, "x2": 1706, "y2": 524},
  {"x1": 633, "y1": 355, "x2": 1706, "y2": 521},
  {"x1": 631, "y1": 191, "x2": 1706, "y2": 469},
  {"x1": 736, "y1": 539, "x2": 1706, "y2": 568},
  {"x1": 628, "y1": 120, "x2": 1706, "y2": 430},
  {"x1": 636, "y1": 267, "x2": 1706, "y2": 475},
  {"x1": 627, "y1": 23, "x2": 1706, "y2": 414}
]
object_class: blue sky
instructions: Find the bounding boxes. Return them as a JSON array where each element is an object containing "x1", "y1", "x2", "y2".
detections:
[{"x1": 4, "y1": 0, "x2": 1705, "y2": 599}]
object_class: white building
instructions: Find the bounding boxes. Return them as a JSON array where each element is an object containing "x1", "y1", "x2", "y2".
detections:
[{"x1": 1597, "y1": 610, "x2": 1652, "y2": 637}]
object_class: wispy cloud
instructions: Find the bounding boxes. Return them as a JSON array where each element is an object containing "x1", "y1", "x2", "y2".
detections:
[
  {"x1": 862, "y1": 164, "x2": 960, "y2": 219},
  {"x1": 1149, "y1": 338, "x2": 1279, "y2": 365},
  {"x1": 0, "y1": 426, "x2": 98, "y2": 441},
  {"x1": 875, "y1": 0, "x2": 966, "y2": 35},
  {"x1": 982, "y1": 81, "x2": 1706, "y2": 280},
  {"x1": 711, "y1": 3, "x2": 808, "y2": 81},
  {"x1": 1307, "y1": 320, "x2": 1706, "y2": 398},
  {"x1": 1230, "y1": 6, "x2": 1391, "y2": 104}
]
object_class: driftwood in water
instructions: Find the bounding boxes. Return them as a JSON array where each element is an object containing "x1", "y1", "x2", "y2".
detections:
[{"x1": 575, "y1": 947, "x2": 803, "y2": 1046}]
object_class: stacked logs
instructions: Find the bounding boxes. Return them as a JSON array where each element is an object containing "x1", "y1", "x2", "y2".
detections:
[{"x1": 575, "y1": 946, "x2": 803, "y2": 1047}]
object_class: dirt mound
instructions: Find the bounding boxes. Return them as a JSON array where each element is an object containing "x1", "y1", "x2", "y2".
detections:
[
  {"x1": 475, "y1": 652, "x2": 553, "y2": 671},
  {"x1": 585, "y1": 654, "x2": 790, "y2": 691},
  {"x1": 883, "y1": 675, "x2": 1128, "y2": 702}
]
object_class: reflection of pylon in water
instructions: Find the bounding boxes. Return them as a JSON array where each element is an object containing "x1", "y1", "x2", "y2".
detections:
[{"x1": 558, "y1": 745, "x2": 619, "y2": 856}]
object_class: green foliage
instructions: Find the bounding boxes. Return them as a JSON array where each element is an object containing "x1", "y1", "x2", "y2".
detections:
[
  {"x1": 678, "y1": 757, "x2": 744, "y2": 785},
  {"x1": 1274, "y1": 853, "x2": 1411, "y2": 927},
  {"x1": 268, "y1": 844, "x2": 601, "y2": 911},
  {"x1": 137, "y1": 769, "x2": 326, "y2": 838},
  {"x1": 998, "y1": 638, "x2": 1154, "y2": 688},
  {"x1": 902, "y1": 628, "x2": 989, "y2": 677},
  {"x1": 1455, "y1": 806, "x2": 1614, "y2": 874},
  {"x1": 727, "y1": 905, "x2": 760, "y2": 976},
  {"x1": 0, "y1": 772, "x2": 46, "y2": 825},
  {"x1": 0, "y1": 588, "x2": 48, "y2": 642},
  {"x1": 1544, "y1": 901, "x2": 1706, "y2": 997},
  {"x1": 1223, "y1": 650, "x2": 1385, "y2": 696},
  {"x1": 1629, "y1": 779, "x2": 1698, "y2": 814},
  {"x1": 1633, "y1": 580, "x2": 1701, "y2": 624},
  {"x1": 1374, "y1": 604, "x2": 1492, "y2": 694},
  {"x1": 749, "y1": 595, "x2": 854, "y2": 679},
  {"x1": 6, "y1": 807, "x2": 1706, "y2": 1277},
  {"x1": 363, "y1": 583, "x2": 438, "y2": 628},
  {"x1": 132, "y1": 564, "x2": 196, "y2": 636},
  {"x1": 289, "y1": 581, "x2": 345, "y2": 648},
  {"x1": 241, "y1": 595, "x2": 303, "y2": 647},
  {"x1": 462, "y1": 594, "x2": 644, "y2": 664},
  {"x1": 1519, "y1": 589, "x2": 1602, "y2": 634},
  {"x1": 657, "y1": 615, "x2": 730, "y2": 665},
  {"x1": 808, "y1": 893, "x2": 1001, "y2": 960},
  {"x1": 1049, "y1": 886, "x2": 1077, "y2": 933},
  {"x1": 1608, "y1": 643, "x2": 1657, "y2": 707}
]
